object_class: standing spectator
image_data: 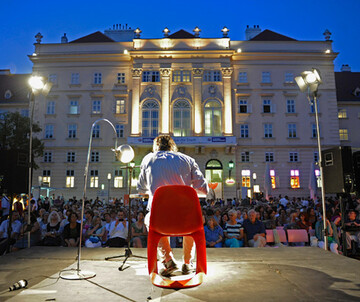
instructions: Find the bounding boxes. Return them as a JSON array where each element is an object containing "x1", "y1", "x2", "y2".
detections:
[
  {"x1": 224, "y1": 210, "x2": 244, "y2": 248},
  {"x1": 63, "y1": 212, "x2": 81, "y2": 247},
  {"x1": 243, "y1": 210, "x2": 266, "y2": 247},
  {"x1": 106, "y1": 210, "x2": 128, "y2": 247},
  {"x1": 204, "y1": 217, "x2": 223, "y2": 248},
  {"x1": 131, "y1": 211, "x2": 147, "y2": 248}
]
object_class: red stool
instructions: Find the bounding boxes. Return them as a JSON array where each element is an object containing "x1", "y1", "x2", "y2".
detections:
[{"x1": 147, "y1": 185, "x2": 207, "y2": 288}]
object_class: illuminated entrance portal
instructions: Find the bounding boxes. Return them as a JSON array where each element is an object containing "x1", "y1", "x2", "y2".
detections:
[{"x1": 205, "y1": 159, "x2": 223, "y2": 199}]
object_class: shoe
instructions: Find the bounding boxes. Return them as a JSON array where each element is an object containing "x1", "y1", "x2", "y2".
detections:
[
  {"x1": 182, "y1": 263, "x2": 195, "y2": 275},
  {"x1": 159, "y1": 259, "x2": 178, "y2": 277}
]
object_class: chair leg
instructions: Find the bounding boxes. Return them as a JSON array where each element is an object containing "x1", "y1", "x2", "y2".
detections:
[
  {"x1": 147, "y1": 231, "x2": 162, "y2": 275},
  {"x1": 191, "y1": 230, "x2": 207, "y2": 274}
]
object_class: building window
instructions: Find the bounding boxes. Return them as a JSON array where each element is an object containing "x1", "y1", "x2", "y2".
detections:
[
  {"x1": 68, "y1": 124, "x2": 77, "y2": 138},
  {"x1": 173, "y1": 100, "x2": 191, "y2": 137},
  {"x1": 338, "y1": 109, "x2": 347, "y2": 119},
  {"x1": 92, "y1": 100, "x2": 101, "y2": 114},
  {"x1": 69, "y1": 100, "x2": 79, "y2": 114},
  {"x1": 241, "y1": 170, "x2": 251, "y2": 187},
  {"x1": 44, "y1": 152, "x2": 52, "y2": 163},
  {"x1": 142, "y1": 100, "x2": 159, "y2": 137},
  {"x1": 314, "y1": 151, "x2": 319, "y2": 163},
  {"x1": 285, "y1": 72, "x2": 294, "y2": 83},
  {"x1": 290, "y1": 169, "x2": 300, "y2": 188},
  {"x1": 203, "y1": 70, "x2": 222, "y2": 82},
  {"x1": 91, "y1": 151, "x2": 99, "y2": 162},
  {"x1": 90, "y1": 170, "x2": 99, "y2": 188},
  {"x1": 114, "y1": 170, "x2": 124, "y2": 188},
  {"x1": 339, "y1": 129, "x2": 349, "y2": 141},
  {"x1": 172, "y1": 70, "x2": 191, "y2": 82},
  {"x1": 310, "y1": 99, "x2": 319, "y2": 113},
  {"x1": 240, "y1": 124, "x2": 249, "y2": 138},
  {"x1": 71, "y1": 73, "x2": 80, "y2": 84},
  {"x1": 263, "y1": 99, "x2": 272, "y2": 113},
  {"x1": 265, "y1": 152, "x2": 274, "y2": 162},
  {"x1": 204, "y1": 100, "x2": 222, "y2": 136},
  {"x1": 66, "y1": 170, "x2": 75, "y2": 188},
  {"x1": 270, "y1": 169, "x2": 276, "y2": 189},
  {"x1": 286, "y1": 100, "x2": 295, "y2": 113},
  {"x1": 238, "y1": 99, "x2": 249, "y2": 113},
  {"x1": 115, "y1": 99, "x2": 126, "y2": 114},
  {"x1": 67, "y1": 152, "x2": 76, "y2": 163},
  {"x1": 262, "y1": 72, "x2": 271, "y2": 83},
  {"x1": 288, "y1": 124, "x2": 297, "y2": 138},
  {"x1": 46, "y1": 101, "x2": 55, "y2": 115},
  {"x1": 48, "y1": 74, "x2": 57, "y2": 84},
  {"x1": 116, "y1": 124, "x2": 124, "y2": 138},
  {"x1": 311, "y1": 123, "x2": 321, "y2": 138},
  {"x1": 238, "y1": 72, "x2": 247, "y2": 83},
  {"x1": 117, "y1": 73, "x2": 125, "y2": 84},
  {"x1": 92, "y1": 124, "x2": 100, "y2": 138},
  {"x1": 241, "y1": 151, "x2": 250, "y2": 162},
  {"x1": 94, "y1": 73, "x2": 102, "y2": 84},
  {"x1": 142, "y1": 71, "x2": 160, "y2": 82},
  {"x1": 42, "y1": 170, "x2": 51, "y2": 186},
  {"x1": 45, "y1": 124, "x2": 54, "y2": 139},
  {"x1": 289, "y1": 152, "x2": 299, "y2": 162},
  {"x1": 264, "y1": 123, "x2": 273, "y2": 138}
]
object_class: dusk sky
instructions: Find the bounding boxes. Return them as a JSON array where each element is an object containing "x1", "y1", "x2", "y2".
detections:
[{"x1": 1, "y1": 0, "x2": 359, "y2": 74}]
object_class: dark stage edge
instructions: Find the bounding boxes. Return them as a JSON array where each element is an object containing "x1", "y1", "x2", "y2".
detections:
[{"x1": 0, "y1": 246, "x2": 359, "y2": 302}]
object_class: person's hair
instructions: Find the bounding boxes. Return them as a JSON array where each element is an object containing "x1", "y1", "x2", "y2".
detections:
[
  {"x1": 228, "y1": 209, "x2": 237, "y2": 217},
  {"x1": 48, "y1": 211, "x2": 61, "y2": 224},
  {"x1": 153, "y1": 135, "x2": 178, "y2": 152},
  {"x1": 248, "y1": 209, "x2": 256, "y2": 217},
  {"x1": 92, "y1": 215, "x2": 101, "y2": 226}
]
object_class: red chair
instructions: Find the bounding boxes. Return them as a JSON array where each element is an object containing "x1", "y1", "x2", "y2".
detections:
[
  {"x1": 147, "y1": 185, "x2": 206, "y2": 289},
  {"x1": 277, "y1": 229, "x2": 288, "y2": 243},
  {"x1": 266, "y1": 229, "x2": 274, "y2": 243},
  {"x1": 287, "y1": 229, "x2": 309, "y2": 244}
]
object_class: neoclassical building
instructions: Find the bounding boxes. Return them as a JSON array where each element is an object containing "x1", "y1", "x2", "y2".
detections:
[{"x1": 28, "y1": 25, "x2": 340, "y2": 200}]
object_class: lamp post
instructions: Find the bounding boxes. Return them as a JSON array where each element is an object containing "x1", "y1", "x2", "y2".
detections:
[
  {"x1": 295, "y1": 68, "x2": 328, "y2": 250},
  {"x1": 27, "y1": 76, "x2": 52, "y2": 248},
  {"x1": 226, "y1": 160, "x2": 235, "y2": 185},
  {"x1": 107, "y1": 173, "x2": 112, "y2": 203}
]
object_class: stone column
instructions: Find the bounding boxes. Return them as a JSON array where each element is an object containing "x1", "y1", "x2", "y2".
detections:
[
  {"x1": 131, "y1": 68, "x2": 142, "y2": 136},
  {"x1": 160, "y1": 68, "x2": 171, "y2": 134},
  {"x1": 192, "y1": 68, "x2": 203, "y2": 135},
  {"x1": 222, "y1": 67, "x2": 233, "y2": 135}
]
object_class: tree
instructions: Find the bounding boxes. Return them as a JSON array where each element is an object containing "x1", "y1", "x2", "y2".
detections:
[{"x1": 0, "y1": 111, "x2": 44, "y2": 168}]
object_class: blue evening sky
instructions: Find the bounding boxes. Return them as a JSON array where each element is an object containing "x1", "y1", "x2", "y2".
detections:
[{"x1": 1, "y1": 0, "x2": 359, "y2": 74}]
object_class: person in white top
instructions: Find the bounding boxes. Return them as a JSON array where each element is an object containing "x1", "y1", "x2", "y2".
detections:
[
  {"x1": 137, "y1": 135, "x2": 209, "y2": 276},
  {"x1": 106, "y1": 210, "x2": 128, "y2": 247}
]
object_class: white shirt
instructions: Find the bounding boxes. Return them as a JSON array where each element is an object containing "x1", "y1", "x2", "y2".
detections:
[
  {"x1": 1, "y1": 196, "x2": 10, "y2": 216},
  {"x1": 280, "y1": 198, "x2": 289, "y2": 207},
  {"x1": 108, "y1": 220, "x2": 128, "y2": 239},
  {"x1": 137, "y1": 151, "x2": 209, "y2": 211},
  {"x1": 0, "y1": 219, "x2": 22, "y2": 239}
]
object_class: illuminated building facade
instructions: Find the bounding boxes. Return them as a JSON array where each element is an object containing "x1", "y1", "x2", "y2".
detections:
[{"x1": 28, "y1": 25, "x2": 340, "y2": 200}]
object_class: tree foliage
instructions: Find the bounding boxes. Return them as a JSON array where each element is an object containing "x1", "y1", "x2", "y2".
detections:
[{"x1": 0, "y1": 111, "x2": 44, "y2": 167}]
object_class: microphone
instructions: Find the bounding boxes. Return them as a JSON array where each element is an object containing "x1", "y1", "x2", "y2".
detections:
[{"x1": 9, "y1": 280, "x2": 28, "y2": 291}]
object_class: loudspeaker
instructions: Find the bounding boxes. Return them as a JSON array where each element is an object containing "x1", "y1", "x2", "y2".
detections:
[
  {"x1": 353, "y1": 151, "x2": 360, "y2": 195},
  {"x1": 321, "y1": 146, "x2": 353, "y2": 193}
]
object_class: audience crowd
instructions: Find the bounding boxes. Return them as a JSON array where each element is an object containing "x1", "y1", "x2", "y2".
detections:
[{"x1": 1, "y1": 193, "x2": 360, "y2": 256}]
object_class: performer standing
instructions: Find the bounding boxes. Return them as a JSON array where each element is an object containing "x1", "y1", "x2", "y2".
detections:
[{"x1": 137, "y1": 135, "x2": 208, "y2": 276}]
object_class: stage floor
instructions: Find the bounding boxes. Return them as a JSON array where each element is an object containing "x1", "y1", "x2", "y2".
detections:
[{"x1": 0, "y1": 246, "x2": 359, "y2": 302}]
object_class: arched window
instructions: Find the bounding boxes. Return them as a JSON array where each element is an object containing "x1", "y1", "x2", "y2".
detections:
[
  {"x1": 173, "y1": 100, "x2": 191, "y2": 137},
  {"x1": 142, "y1": 100, "x2": 159, "y2": 137},
  {"x1": 204, "y1": 100, "x2": 222, "y2": 136}
]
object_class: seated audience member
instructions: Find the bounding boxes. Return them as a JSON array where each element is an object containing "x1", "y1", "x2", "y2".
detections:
[
  {"x1": 213, "y1": 209, "x2": 221, "y2": 225},
  {"x1": 103, "y1": 212, "x2": 112, "y2": 243},
  {"x1": 106, "y1": 210, "x2": 128, "y2": 247},
  {"x1": 39, "y1": 212, "x2": 49, "y2": 240},
  {"x1": 220, "y1": 212, "x2": 229, "y2": 229},
  {"x1": 243, "y1": 210, "x2": 266, "y2": 247},
  {"x1": 296, "y1": 212, "x2": 311, "y2": 232},
  {"x1": 13, "y1": 212, "x2": 41, "y2": 250},
  {"x1": 344, "y1": 210, "x2": 360, "y2": 252},
  {"x1": 85, "y1": 216, "x2": 105, "y2": 248},
  {"x1": 83, "y1": 210, "x2": 94, "y2": 239},
  {"x1": 204, "y1": 216, "x2": 223, "y2": 247},
  {"x1": 42, "y1": 211, "x2": 62, "y2": 246},
  {"x1": 63, "y1": 212, "x2": 81, "y2": 247},
  {"x1": 276, "y1": 209, "x2": 289, "y2": 227},
  {"x1": 224, "y1": 210, "x2": 244, "y2": 248},
  {"x1": 131, "y1": 211, "x2": 147, "y2": 248},
  {"x1": 0, "y1": 211, "x2": 21, "y2": 254},
  {"x1": 263, "y1": 209, "x2": 277, "y2": 230},
  {"x1": 315, "y1": 211, "x2": 339, "y2": 254},
  {"x1": 306, "y1": 208, "x2": 317, "y2": 229}
]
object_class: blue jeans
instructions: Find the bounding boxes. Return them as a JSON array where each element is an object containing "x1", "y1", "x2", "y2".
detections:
[{"x1": 225, "y1": 238, "x2": 244, "y2": 248}]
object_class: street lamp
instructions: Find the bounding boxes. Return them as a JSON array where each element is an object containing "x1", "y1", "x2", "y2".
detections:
[
  {"x1": 226, "y1": 160, "x2": 235, "y2": 185},
  {"x1": 27, "y1": 75, "x2": 52, "y2": 248},
  {"x1": 107, "y1": 173, "x2": 112, "y2": 203},
  {"x1": 295, "y1": 68, "x2": 328, "y2": 250}
]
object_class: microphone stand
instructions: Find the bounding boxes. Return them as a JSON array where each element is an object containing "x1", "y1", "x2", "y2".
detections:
[{"x1": 105, "y1": 164, "x2": 147, "y2": 271}]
